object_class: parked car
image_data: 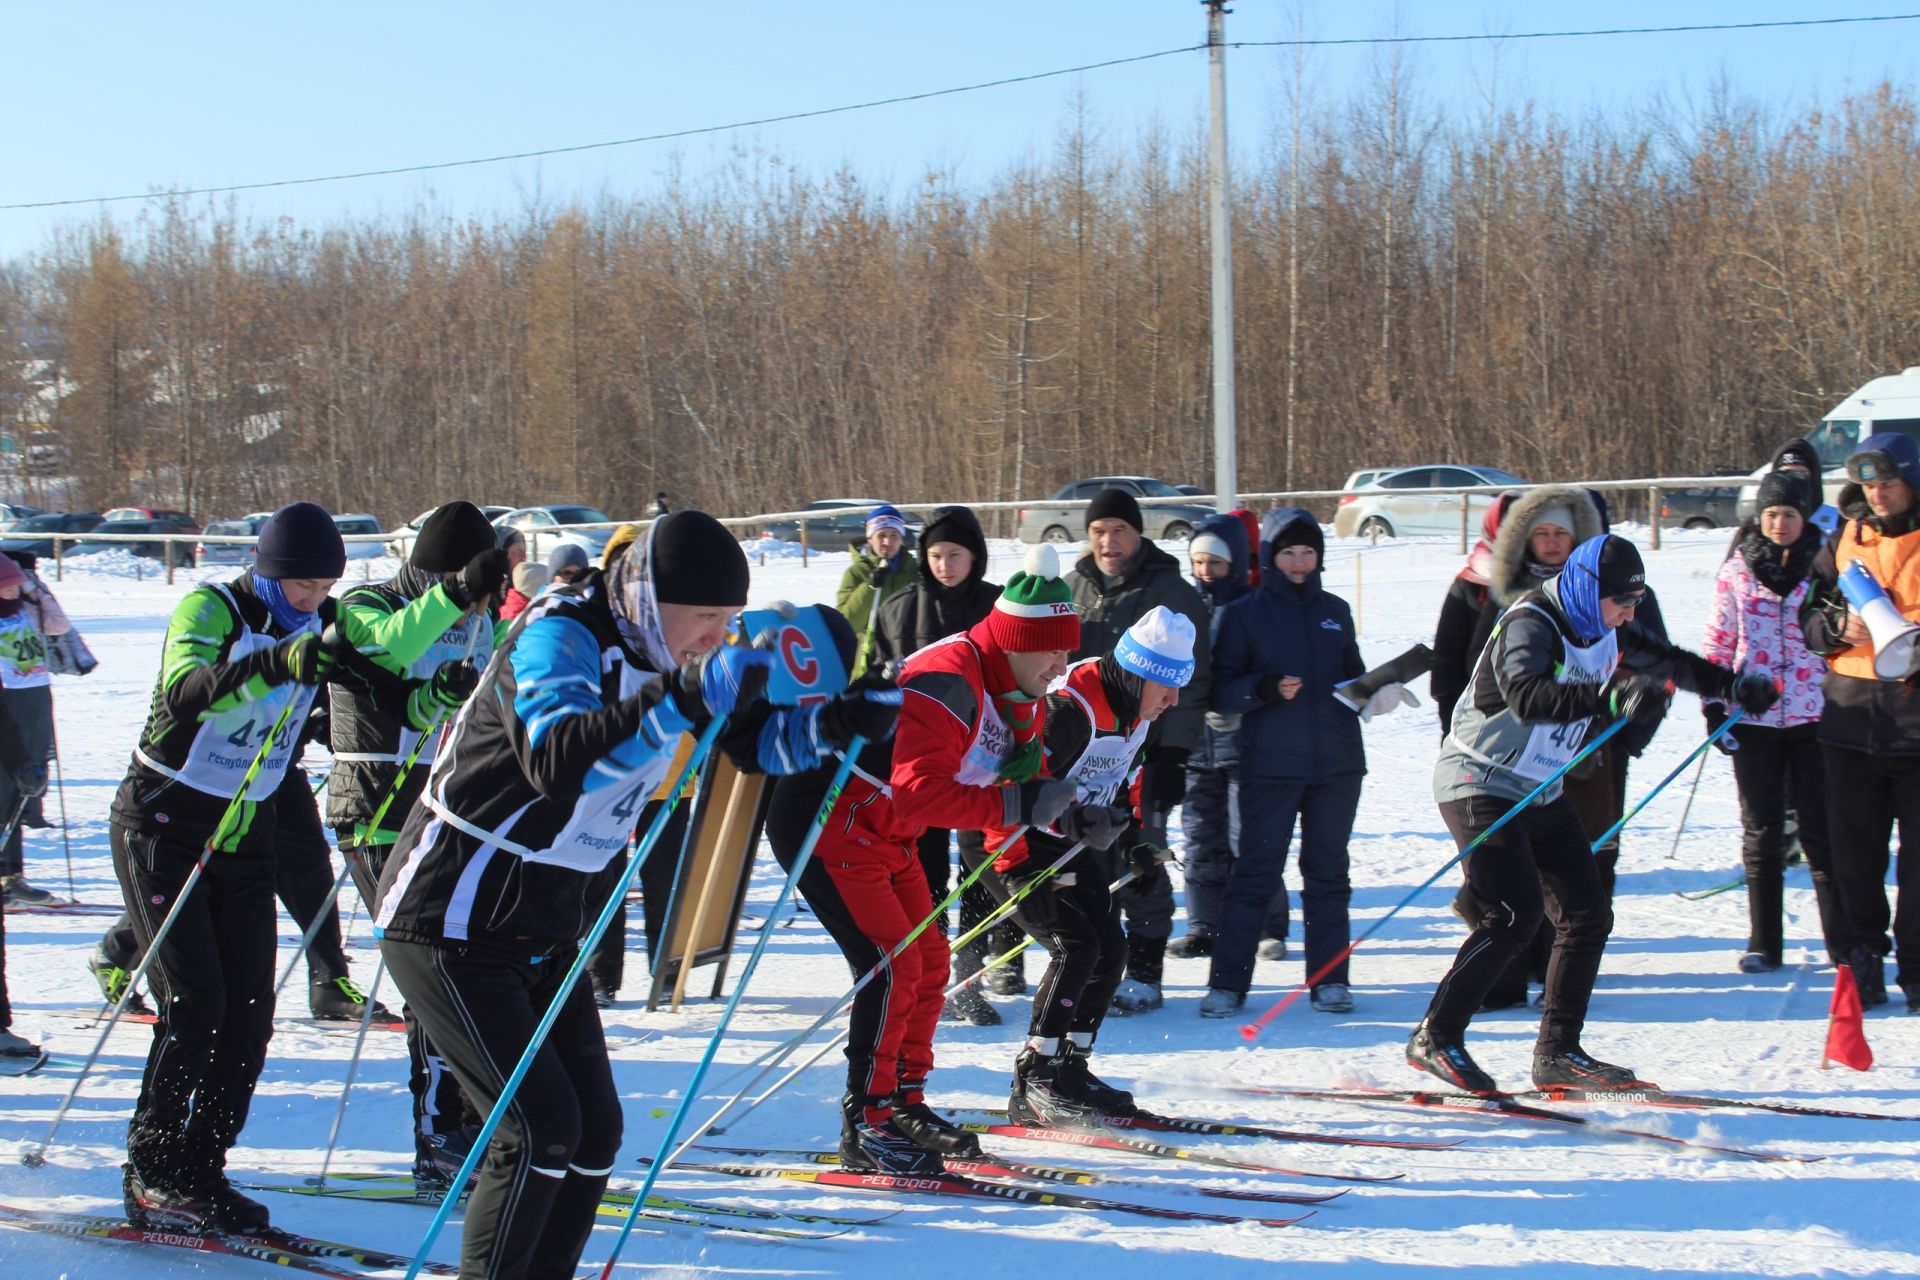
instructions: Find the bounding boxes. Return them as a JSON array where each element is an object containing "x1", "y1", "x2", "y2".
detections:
[
  {"x1": 0, "y1": 503, "x2": 46, "y2": 530},
  {"x1": 386, "y1": 504, "x2": 515, "y2": 559},
  {"x1": 103, "y1": 506, "x2": 197, "y2": 526},
  {"x1": 1016, "y1": 477, "x2": 1214, "y2": 545},
  {"x1": 334, "y1": 513, "x2": 387, "y2": 560},
  {"x1": 1735, "y1": 368, "x2": 1920, "y2": 521},
  {"x1": 494, "y1": 504, "x2": 620, "y2": 560},
  {"x1": 196, "y1": 516, "x2": 268, "y2": 567},
  {"x1": 1340, "y1": 468, "x2": 1398, "y2": 492},
  {"x1": 1659, "y1": 478, "x2": 1746, "y2": 530},
  {"x1": 764, "y1": 500, "x2": 925, "y2": 547},
  {"x1": 0, "y1": 512, "x2": 103, "y2": 559},
  {"x1": 68, "y1": 515, "x2": 200, "y2": 567},
  {"x1": 1331, "y1": 464, "x2": 1526, "y2": 538}
]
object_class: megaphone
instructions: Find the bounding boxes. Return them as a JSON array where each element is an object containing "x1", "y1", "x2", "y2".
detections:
[{"x1": 1838, "y1": 561, "x2": 1920, "y2": 680}]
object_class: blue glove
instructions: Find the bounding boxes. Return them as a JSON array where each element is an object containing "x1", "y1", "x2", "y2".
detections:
[{"x1": 673, "y1": 645, "x2": 775, "y2": 726}]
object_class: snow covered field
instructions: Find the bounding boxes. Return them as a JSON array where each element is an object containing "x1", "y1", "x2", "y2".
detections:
[{"x1": 1, "y1": 528, "x2": 1916, "y2": 1278}]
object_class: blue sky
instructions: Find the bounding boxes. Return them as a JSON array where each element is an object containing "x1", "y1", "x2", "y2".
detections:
[{"x1": 4, "y1": 2, "x2": 1916, "y2": 260}]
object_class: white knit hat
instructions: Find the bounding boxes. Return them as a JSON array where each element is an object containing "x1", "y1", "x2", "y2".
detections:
[
  {"x1": 1188, "y1": 532, "x2": 1233, "y2": 564},
  {"x1": 1112, "y1": 605, "x2": 1196, "y2": 688}
]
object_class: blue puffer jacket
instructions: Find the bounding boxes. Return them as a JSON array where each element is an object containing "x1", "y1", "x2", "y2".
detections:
[
  {"x1": 1189, "y1": 511, "x2": 1253, "y2": 770},
  {"x1": 1210, "y1": 507, "x2": 1367, "y2": 782}
]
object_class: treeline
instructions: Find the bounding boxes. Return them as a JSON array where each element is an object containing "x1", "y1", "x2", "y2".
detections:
[{"x1": 3, "y1": 79, "x2": 1919, "y2": 529}]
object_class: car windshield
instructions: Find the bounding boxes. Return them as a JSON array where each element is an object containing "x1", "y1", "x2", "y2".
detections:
[
  {"x1": 335, "y1": 518, "x2": 382, "y2": 535},
  {"x1": 548, "y1": 506, "x2": 612, "y2": 526},
  {"x1": 1477, "y1": 467, "x2": 1524, "y2": 484},
  {"x1": 1132, "y1": 480, "x2": 1185, "y2": 498},
  {"x1": 206, "y1": 522, "x2": 253, "y2": 536}
]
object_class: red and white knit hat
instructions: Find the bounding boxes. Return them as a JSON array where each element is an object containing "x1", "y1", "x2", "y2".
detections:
[{"x1": 985, "y1": 545, "x2": 1080, "y2": 653}]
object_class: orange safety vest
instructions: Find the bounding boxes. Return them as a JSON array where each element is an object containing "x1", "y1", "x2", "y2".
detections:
[{"x1": 1829, "y1": 517, "x2": 1920, "y2": 680}]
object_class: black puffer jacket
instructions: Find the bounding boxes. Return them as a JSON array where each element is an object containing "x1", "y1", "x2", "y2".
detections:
[{"x1": 869, "y1": 505, "x2": 1000, "y2": 670}]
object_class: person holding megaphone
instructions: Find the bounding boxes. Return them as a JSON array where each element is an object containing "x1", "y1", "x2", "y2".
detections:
[{"x1": 1802, "y1": 433, "x2": 1920, "y2": 1013}]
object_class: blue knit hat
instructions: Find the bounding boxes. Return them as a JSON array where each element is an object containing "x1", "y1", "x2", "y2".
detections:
[
  {"x1": 1112, "y1": 605, "x2": 1196, "y2": 688},
  {"x1": 867, "y1": 504, "x2": 908, "y2": 536}
]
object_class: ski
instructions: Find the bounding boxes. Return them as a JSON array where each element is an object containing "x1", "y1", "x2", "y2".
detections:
[
  {"x1": 0, "y1": 1049, "x2": 49, "y2": 1077},
  {"x1": 949, "y1": 1117, "x2": 1401, "y2": 1182},
  {"x1": 642, "y1": 1158, "x2": 1315, "y2": 1228},
  {"x1": 973, "y1": 1104, "x2": 1459, "y2": 1150},
  {"x1": 1676, "y1": 878, "x2": 1742, "y2": 900},
  {"x1": 1528, "y1": 1085, "x2": 1920, "y2": 1123},
  {"x1": 3, "y1": 899, "x2": 123, "y2": 916},
  {"x1": 1239, "y1": 1086, "x2": 1818, "y2": 1163},
  {"x1": 691, "y1": 1144, "x2": 1343, "y2": 1207},
  {"x1": 0, "y1": 1202, "x2": 459, "y2": 1278}
]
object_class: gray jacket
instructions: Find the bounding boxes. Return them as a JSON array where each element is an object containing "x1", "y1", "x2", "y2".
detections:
[{"x1": 1067, "y1": 540, "x2": 1212, "y2": 751}]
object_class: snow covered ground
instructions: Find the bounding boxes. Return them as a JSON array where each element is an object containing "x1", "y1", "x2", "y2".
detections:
[{"x1": 1, "y1": 528, "x2": 1916, "y2": 1278}]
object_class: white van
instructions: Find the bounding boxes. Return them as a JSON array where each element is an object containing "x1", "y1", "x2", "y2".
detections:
[{"x1": 1738, "y1": 367, "x2": 1920, "y2": 521}]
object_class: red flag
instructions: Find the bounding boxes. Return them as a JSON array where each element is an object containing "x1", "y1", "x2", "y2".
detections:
[{"x1": 1823, "y1": 964, "x2": 1874, "y2": 1071}]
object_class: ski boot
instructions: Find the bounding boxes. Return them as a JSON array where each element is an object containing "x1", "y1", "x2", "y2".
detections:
[
  {"x1": 1057, "y1": 1041, "x2": 1135, "y2": 1115},
  {"x1": 1, "y1": 873, "x2": 56, "y2": 907},
  {"x1": 204, "y1": 1177, "x2": 272, "y2": 1232},
  {"x1": 1406, "y1": 1021, "x2": 1499, "y2": 1095},
  {"x1": 89, "y1": 948, "x2": 152, "y2": 1017},
  {"x1": 309, "y1": 975, "x2": 396, "y2": 1023},
  {"x1": 1007, "y1": 1045, "x2": 1100, "y2": 1127},
  {"x1": 0, "y1": 1027, "x2": 42, "y2": 1058},
  {"x1": 838, "y1": 1093, "x2": 944, "y2": 1175},
  {"x1": 1531, "y1": 1046, "x2": 1646, "y2": 1091},
  {"x1": 889, "y1": 1080, "x2": 983, "y2": 1157},
  {"x1": 124, "y1": 1161, "x2": 214, "y2": 1231},
  {"x1": 414, "y1": 1127, "x2": 481, "y2": 1192}
]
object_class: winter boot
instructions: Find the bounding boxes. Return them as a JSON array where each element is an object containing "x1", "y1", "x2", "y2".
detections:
[
  {"x1": 0, "y1": 1026, "x2": 42, "y2": 1057},
  {"x1": 1109, "y1": 932, "x2": 1165, "y2": 1016},
  {"x1": 1166, "y1": 927, "x2": 1216, "y2": 959},
  {"x1": 838, "y1": 1093, "x2": 944, "y2": 1175},
  {"x1": 889, "y1": 1081, "x2": 983, "y2": 1156},
  {"x1": 1007, "y1": 1044, "x2": 1099, "y2": 1127},
  {"x1": 1197, "y1": 987, "x2": 1245, "y2": 1019},
  {"x1": 310, "y1": 975, "x2": 396, "y2": 1023},
  {"x1": 1405, "y1": 1021, "x2": 1499, "y2": 1095},
  {"x1": 1738, "y1": 952, "x2": 1780, "y2": 974},
  {"x1": 1903, "y1": 983, "x2": 1920, "y2": 1015},
  {"x1": 1531, "y1": 1046, "x2": 1647, "y2": 1091},
  {"x1": 1744, "y1": 873, "x2": 1784, "y2": 970},
  {"x1": 124, "y1": 1161, "x2": 214, "y2": 1231},
  {"x1": 204, "y1": 1177, "x2": 272, "y2": 1233},
  {"x1": 984, "y1": 943, "x2": 1028, "y2": 996},
  {"x1": 414, "y1": 1127, "x2": 480, "y2": 1192},
  {"x1": 88, "y1": 948, "x2": 152, "y2": 1017},
  {"x1": 1310, "y1": 982, "x2": 1354, "y2": 1013},
  {"x1": 0, "y1": 873, "x2": 56, "y2": 906},
  {"x1": 1847, "y1": 946, "x2": 1889, "y2": 1007},
  {"x1": 942, "y1": 943, "x2": 1002, "y2": 1026},
  {"x1": 589, "y1": 975, "x2": 617, "y2": 1010},
  {"x1": 1258, "y1": 937, "x2": 1289, "y2": 962},
  {"x1": 1058, "y1": 1041, "x2": 1135, "y2": 1115}
]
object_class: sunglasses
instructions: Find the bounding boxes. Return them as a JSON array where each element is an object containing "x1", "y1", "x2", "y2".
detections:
[{"x1": 1608, "y1": 592, "x2": 1645, "y2": 609}]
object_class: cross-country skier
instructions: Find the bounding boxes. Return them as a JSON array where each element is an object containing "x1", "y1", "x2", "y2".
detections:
[
  {"x1": 1409, "y1": 533, "x2": 1779, "y2": 1093},
  {"x1": 991, "y1": 605, "x2": 1193, "y2": 1123},
  {"x1": 112, "y1": 502, "x2": 440, "y2": 1233},
  {"x1": 373, "y1": 510, "x2": 899, "y2": 1280}
]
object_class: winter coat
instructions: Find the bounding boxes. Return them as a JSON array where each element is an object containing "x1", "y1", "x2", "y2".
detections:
[
  {"x1": 1210, "y1": 508, "x2": 1367, "y2": 783},
  {"x1": 1801, "y1": 485, "x2": 1920, "y2": 757},
  {"x1": 837, "y1": 543, "x2": 922, "y2": 677},
  {"x1": 1067, "y1": 539, "x2": 1212, "y2": 752},
  {"x1": 1701, "y1": 536, "x2": 1825, "y2": 729},
  {"x1": 869, "y1": 506, "x2": 999, "y2": 671},
  {"x1": 1187, "y1": 511, "x2": 1254, "y2": 770}
]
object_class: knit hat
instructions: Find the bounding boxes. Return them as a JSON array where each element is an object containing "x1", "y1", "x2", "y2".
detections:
[
  {"x1": 410, "y1": 501, "x2": 499, "y2": 573},
  {"x1": 0, "y1": 554, "x2": 25, "y2": 591},
  {"x1": 601, "y1": 522, "x2": 642, "y2": 570},
  {"x1": 1188, "y1": 531, "x2": 1233, "y2": 564},
  {"x1": 920, "y1": 504, "x2": 988, "y2": 565},
  {"x1": 866, "y1": 504, "x2": 908, "y2": 537},
  {"x1": 255, "y1": 502, "x2": 346, "y2": 580},
  {"x1": 1085, "y1": 487, "x2": 1144, "y2": 534},
  {"x1": 512, "y1": 562, "x2": 550, "y2": 597},
  {"x1": 1112, "y1": 605, "x2": 1196, "y2": 688},
  {"x1": 1756, "y1": 471, "x2": 1814, "y2": 517},
  {"x1": 986, "y1": 544, "x2": 1079, "y2": 653},
  {"x1": 1772, "y1": 437, "x2": 1821, "y2": 475},
  {"x1": 651, "y1": 509, "x2": 749, "y2": 606},
  {"x1": 546, "y1": 542, "x2": 590, "y2": 578},
  {"x1": 1528, "y1": 505, "x2": 1577, "y2": 537},
  {"x1": 1595, "y1": 535, "x2": 1646, "y2": 599}
]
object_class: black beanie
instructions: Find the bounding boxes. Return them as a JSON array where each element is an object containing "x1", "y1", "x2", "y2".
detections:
[
  {"x1": 1772, "y1": 437, "x2": 1821, "y2": 475},
  {"x1": 920, "y1": 505, "x2": 988, "y2": 574},
  {"x1": 1756, "y1": 471, "x2": 1814, "y2": 518},
  {"x1": 255, "y1": 502, "x2": 346, "y2": 580},
  {"x1": 651, "y1": 510, "x2": 749, "y2": 606},
  {"x1": 410, "y1": 501, "x2": 501, "y2": 572},
  {"x1": 1085, "y1": 488, "x2": 1144, "y2": 534},
  {"x1": 1595, "y1": 535, "x2": 1646, "y2": 597}
]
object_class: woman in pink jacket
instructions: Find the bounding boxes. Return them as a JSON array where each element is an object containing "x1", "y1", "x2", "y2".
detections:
[{"x1": 1702, "y1": 472, "x2": 1840, "y2": 972}]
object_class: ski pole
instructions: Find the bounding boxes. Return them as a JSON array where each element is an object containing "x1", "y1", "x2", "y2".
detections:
[
  {"x1": 314, "y1": 956, "x2": 388, "y2": 1190},
  {"x1": 598, "y1": 735, "x2": 873, "y2": 1278},
  {"x1": 1664, "y1": 750, "x2": 1710, "y2": 860},
  {"x1": 402, "y1": 715, "x2": 728, "y2": 1280},
  {"x1": 1239, "y1": 714, "x2": 1632, "y2": 1044},
  {"x1": 1589, "y1": 710, "x2": 1743, "y2": 853},
  {"x1": 50, "y1": 713, "x2": 75, "y2": 901},
  {"x1": 22, "y1": 693, "x2": 302, "y2": 1168}
]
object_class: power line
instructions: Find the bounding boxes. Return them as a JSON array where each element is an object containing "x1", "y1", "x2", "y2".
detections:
[{"x1": 6, "y1": 11, "x2": 1917, "y2": 213}]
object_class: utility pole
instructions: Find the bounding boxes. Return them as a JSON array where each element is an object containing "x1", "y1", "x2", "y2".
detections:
[{"x1": 1204, "y1": 0, "x2": 1238, "y2": 510}]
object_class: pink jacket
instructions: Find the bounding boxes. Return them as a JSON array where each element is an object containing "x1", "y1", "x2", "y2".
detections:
[{"x1": 1701, "y1": 553, "x2": 1823, "y2": 728}]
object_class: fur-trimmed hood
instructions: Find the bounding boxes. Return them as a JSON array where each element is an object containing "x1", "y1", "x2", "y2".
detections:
[{"x1": 1488, "y1": 485, "x2": 1605, "y2": 605}]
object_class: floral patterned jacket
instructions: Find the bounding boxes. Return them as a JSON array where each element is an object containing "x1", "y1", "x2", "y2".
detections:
[{"x1": 1701, "y1": 552, "x2": 1824, "y2": 728}]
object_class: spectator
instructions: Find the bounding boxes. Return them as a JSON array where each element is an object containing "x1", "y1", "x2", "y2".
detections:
[
  {"x1": 547, "y1": 542, "x2": 590, "y2": 586},
  {"x1": 649, "y1": 492, "x2": 671, "y2": 518},
  {"x1": 500, "y1": 562, "x2": 549, "y2": 622},
  {"x1": 499, "y1": 527, "x2": 527, "y2": 570},
  {"x1": 1430, "y1": 491, "x2": 1524, "y2": 734},
  {"x1": 0, "y1": 553, "x2": 57, "y2": 906},
  {"x1": 837, "y1": 504, "x2": 921, "y2": 677}
]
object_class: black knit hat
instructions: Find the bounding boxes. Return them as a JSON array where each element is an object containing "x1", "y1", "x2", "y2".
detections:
[
  {"x1": 1756, "y1": 471, "x2": 1814, "y2": 517},
  {"x1": 255, "y1": 502, "x2": 346, "y2": 580},
  {"x1": 652, "y1": 510, "x2": 749, "y2": 606},
  {"x1": 1771, "y1": 437, "x2": 1821, "y2": 475},
  {"x1": 410, "y1": 501, "x2": 501, "y2": 572},
  {"x1": 1085, "y1": 487, "x2": 1144, "y2": 534},
  {"x1": 1595, "y1": 535, "x2": 1646, "y2": 598},
  {"x1": 920, "y1": 505, "x2": 988, "y2": 579}
]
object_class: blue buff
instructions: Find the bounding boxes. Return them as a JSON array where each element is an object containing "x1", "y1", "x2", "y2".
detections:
[
  {"x1": 1557, "y1": 536, "x2": 1609, "y2": 644},
  {"x1": 253, "y1": 572, "x2": 318, "y2": 633}
]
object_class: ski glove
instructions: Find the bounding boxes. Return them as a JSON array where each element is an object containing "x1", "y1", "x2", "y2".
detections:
[
  {"x1": 1003, "y1": 776, "x2": 1076, "y2": 830},
  {"x1": 1603, "y1": 671, "x2": 1669, "y2": 732},
  {"x1": 672, "y1": 644, "x2": 776, "y2": 728},
  {"x1": 868, "y1": 564, "x2": 892, "y2": 588},
  {"x1": 818, "y1": 674, "x2": 904, "y2": 748},
  {"x1": 427, "y1": 659, "x2": 480, "y2": 711},
  {"x1": 1702, "y1": 702, "x2": 1738, "y2": 754},
  {"x1": 1057, "y1": 801, "x2": 1131, "y2": 852},
  {"x1": 446, "y1": 548, "x2": 511, "y2": 611},
  {"x1": 1120, "y1": 827, "x2": 1174, "y2": 882},
  {"x1": 1730, "y1": 670, "x2": 1781, "y2": 716},
  {"x1": 1357, "y1": 682, "x2": 1419, "y2": 724},
  {"x1": 12, "y1": 762, "x2": 47, "y2": 799},
  {"x1": 274, "y1": 624, "x2": 346, "y2": 687}
]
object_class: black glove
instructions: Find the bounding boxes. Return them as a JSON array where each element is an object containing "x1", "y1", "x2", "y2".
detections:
[
  {"x1": 869, "y1": 563, "x2": 892, "y2": 588},
  {"x1": 672, "y1": 644, "x2": 776, "y2": 728},
  {"x1": 999, "y1": 855, "x2": 1064, "y2": 928},
  {"x1": 274, "y1": 624, "x2": 347, "y2": 686},
  {"x1": 818, "y1": 673, "x2": 904, "y2": 748},
  {"x1": 1255, "y1": 674, "x2": 1286, "y2": 703},
  {"x1": 1730, "y1": 670, "x2": 1781, "y2": 717},
  {"x1": 1703, "y1": 702, "x2": 1738, "y2": 754},
  {"x1": 1603, "y1": 671, "x2": 1668, "y2": 732},
  {"x1": 1057, "y1": 802, "x2": 1131, "y2": 851},
  {"x1": 12, "y1": 762, "x2": 47, "y2": 799},
  {"x1": 427, "y1": 659, "x2": 481, "y2": 713},
  {"x1": 446, "y1": 548, "x2": 511, "y2": 610},
  {"x1": 1120, "y1": 826, "x2": 1173, "y2": 880},
  {"x1": 1003, "y1": 776, "x2": 1076, "y2": 829},
  {"x1": 1142, "y1": 746, "x2": 1189, "y2": 815}
]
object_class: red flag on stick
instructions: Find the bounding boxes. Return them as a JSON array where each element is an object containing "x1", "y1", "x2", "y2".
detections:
[{"x1": 1823, "y1": 964, "x2": 1874, "y2": 1071}]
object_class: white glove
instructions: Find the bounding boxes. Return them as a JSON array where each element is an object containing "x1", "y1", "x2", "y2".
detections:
[
  {"x1": 1204, "y1": 710, "x2": 1242, "y2": 734},
  {"x1": 1358, "y1": 682, "x2": 1419, "y2": 724}
]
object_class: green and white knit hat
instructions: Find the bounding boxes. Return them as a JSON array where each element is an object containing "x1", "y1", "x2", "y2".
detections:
[{"x1": 987, "y1": 544, "x2": 1080, "y2": 653}]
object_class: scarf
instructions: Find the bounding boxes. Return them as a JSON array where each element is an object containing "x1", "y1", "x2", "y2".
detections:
[
  {"x1": 1555, "y1": 538, "x2": 1609, "y2": 645},
  {"x1": 604, "y1": 522, "x2": 676, "y2": 673},
  {"x1": 967, "y1": 619, "x2": 1046, "y2": 784},
  {"x1": 1738, "y1": 526, "x2": 1820, "y2": 599},
  {"x1": 253, "y1": 572, "x2": 318, "y2": 633}
]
